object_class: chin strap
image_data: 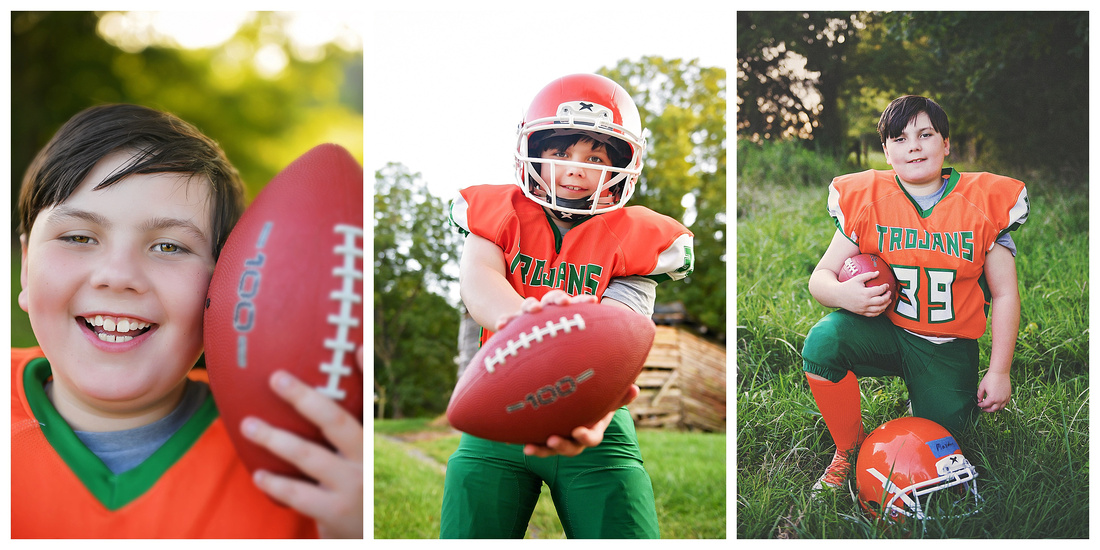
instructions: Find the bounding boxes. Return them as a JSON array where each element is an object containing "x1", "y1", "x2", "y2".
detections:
[{"x1": 545, "y1": 197, "x2": 595, "y2": 222}]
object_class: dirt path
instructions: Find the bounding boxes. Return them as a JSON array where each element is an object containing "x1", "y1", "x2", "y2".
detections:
[{"x1": 380, "y1": 433, "x2": 448, "y2": 474}]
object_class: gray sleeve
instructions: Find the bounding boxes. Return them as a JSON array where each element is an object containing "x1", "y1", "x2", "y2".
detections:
[
  {"x1": 995, "y1": 232, "x2": 1017, "y2": 257},
  {"x1": 601, "y1": 276, "x2": 658, "y2": 317}
]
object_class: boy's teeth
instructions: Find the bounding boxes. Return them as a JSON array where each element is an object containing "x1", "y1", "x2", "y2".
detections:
[
  {"x1": 97, "y1": 333, "x2": 134, "y2": 343},
  {"x1": 88, "y1": 315, "x2": 150, "y2": 333}
]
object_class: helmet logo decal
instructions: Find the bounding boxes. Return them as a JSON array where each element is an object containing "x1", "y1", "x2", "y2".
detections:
[{"x1": 556, "y1": 101, "x2": 614, "y2": 125}]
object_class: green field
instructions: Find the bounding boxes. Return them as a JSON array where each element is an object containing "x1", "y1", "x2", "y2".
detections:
[
  {"x1": 374, "y1": 418, "x2": 727, "y2": 539},
  {"x1": 736, "y1": 141, "x2": 1089, "y2": 538}
]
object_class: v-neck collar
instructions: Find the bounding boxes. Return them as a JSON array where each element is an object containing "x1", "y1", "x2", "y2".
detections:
[
  {"x1": 22, "y1": 357, "x2": 219, "y2": 511},
  {"x1": 894, "y1": 167, "x2": 959, "y2": 218}
]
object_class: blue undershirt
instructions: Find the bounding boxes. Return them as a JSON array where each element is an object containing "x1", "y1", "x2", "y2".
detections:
[{"x1": 49, "y1": 378, "x2": 210, "y2": 474}]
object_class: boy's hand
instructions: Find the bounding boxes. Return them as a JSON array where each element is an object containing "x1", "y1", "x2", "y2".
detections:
[
  {"x1": 494, "y1": 289, "x2": 598, "y2": 331},
  {"x1": 242, "y1": 346, "x2": 364, "y2": 539},
  {"x1": 839, "y1": 271, "x2": 893, "y2": 317},
  {"x1": 523, "y1": 384, "x2": 639, "y2": 458},
  {"x1": 977, "y1": 370, "x2": 1011, "y2": 413},
  {"x1": 495, "y1": 290, "x2": 624, "y2": 457}
]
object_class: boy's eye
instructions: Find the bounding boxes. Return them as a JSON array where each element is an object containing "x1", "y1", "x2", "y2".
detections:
[
  {"x1": 61, "y1": 235, "x2": 94, "y2": 245},
  {"x1": 154, "y1": 242, "x2": 186, "y2": 254}
]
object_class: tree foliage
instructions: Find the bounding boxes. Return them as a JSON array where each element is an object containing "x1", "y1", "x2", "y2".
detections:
[
  {"x1": 10, "y1": 11, "x2": 364, "y2": 236},
  {"x1": 736, "y1": 11, "x2": 1088, "y2": 183},
  {"x1": 876, "y1": 11, "x2": 1088, "y2": 181},
  {"x1": 601, "y1": 57, "x2": 727, "y2": 340},
  {"x1": 737, "y1": 12, "x2": 865, "y2": 155},
  {"x1": 373, "y1": 163, "x2": 461, "y2": 419}
]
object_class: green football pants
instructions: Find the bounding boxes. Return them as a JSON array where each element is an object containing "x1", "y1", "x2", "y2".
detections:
[
  {"x1": 439, "y1": 407, "x2": 660, "y2": 539},
  {"x1": 802, "y1": 310, "x2": 980, "y2": 435}
]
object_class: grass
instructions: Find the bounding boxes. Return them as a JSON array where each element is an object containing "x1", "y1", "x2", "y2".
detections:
[
  {"x1": 735, "y1": 141, "x2": 1089, "y2": 538},
  {"x1": 373, "y1": 421, "x2": 726, "y2": 539}
]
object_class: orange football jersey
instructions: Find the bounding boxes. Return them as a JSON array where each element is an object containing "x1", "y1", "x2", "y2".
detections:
[
  {"x1": 11, "y1": 347, "x2": 318, "y2": 538},
  {"x1": 827, "y1": 168, "x2": 1028, "y2": 339},
  {"x1": 451, "y1": 184, "x2": 694, "y2": 343}
]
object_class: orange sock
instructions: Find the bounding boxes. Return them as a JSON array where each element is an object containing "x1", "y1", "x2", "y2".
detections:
[{"x1": 806, "y1": 371, "x2": 865, "y2": 452}]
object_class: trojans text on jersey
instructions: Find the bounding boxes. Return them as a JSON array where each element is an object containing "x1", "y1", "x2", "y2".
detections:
[
  {"x1": 875, "y1": 225, "x2": 975, "y2": 262},
  {"x1": 509, "y1": 252, "x2": 604, "y2": 295}
]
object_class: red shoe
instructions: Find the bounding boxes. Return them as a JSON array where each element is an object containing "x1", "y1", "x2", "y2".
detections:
[
  {"x1": 812, "y1": 449, "x2": 855, "y2": 491},
  {"x1": 812, "y1": 432, "x2": 867, "y2": 493}
]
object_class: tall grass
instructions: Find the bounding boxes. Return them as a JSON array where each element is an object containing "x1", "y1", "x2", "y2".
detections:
[{"x1": 736, "y1": 140, "x2": 1089, "y2": 538}]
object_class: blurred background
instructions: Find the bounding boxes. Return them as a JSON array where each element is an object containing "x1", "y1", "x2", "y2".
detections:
[
  {"x1": 737, "y1": 11, "x2": 1088, "y2": 180},
  {"x1": 9, "y1": 10, "x2": 364, "y2": 347}
]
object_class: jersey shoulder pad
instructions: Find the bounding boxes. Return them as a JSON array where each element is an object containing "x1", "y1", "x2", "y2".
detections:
[
  {"x1": 610, "y1": 207, "x2": 694, "y2": 282},
  {"x1": 450, "y1": 185, "x2": 527, "y2": 240},
  {"x1": 957, "y1": 172, "x2": 1029, "y2": 232},
  {"x1": 827, "y1": 170, "x2": 899, "y2": 243}
]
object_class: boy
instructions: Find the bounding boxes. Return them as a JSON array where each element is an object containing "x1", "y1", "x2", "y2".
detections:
[
  {"x1": 440, "y1": 73, "x2": 695, "y2": 538},
  {"x1": 801, "y1": 95, "x2": 1029, "y2": 491},
  {"x1": 12, "y1": 104, "x2": 362, "y2": 538}
]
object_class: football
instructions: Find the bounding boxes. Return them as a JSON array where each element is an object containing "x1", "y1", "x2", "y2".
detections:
[
  {"x1": 838, "y1": 253, "x2": 898, "y2": 298},
  {"x1": 204, "y1": 143, "x2": 364, "y2": 479},
  {"x1": 447, "y1": 302, "x2": 655, "y2": 445}
]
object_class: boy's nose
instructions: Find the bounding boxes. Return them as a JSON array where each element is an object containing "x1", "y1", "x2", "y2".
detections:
[{"x1": 90, "y1": 247, "x2": 151, "y2": 294}]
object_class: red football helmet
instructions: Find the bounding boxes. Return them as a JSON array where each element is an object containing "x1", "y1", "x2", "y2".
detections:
[
  {"x1": 515, "y1": 73, "x2": 645, "y2": 219},
  {"x1": 856, "y1": 417, "x2": 983, "y2": 522}
]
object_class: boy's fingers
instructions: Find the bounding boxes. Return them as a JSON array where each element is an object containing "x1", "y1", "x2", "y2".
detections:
[
  {"x1": 252, "y1": 467, "x2": 327, "y2": 515},
  {"x1": 268, "y1": 371, "x2": 363, "y2": 462},
  {"x1": 242, "y1": 416, "x2": 340, "y2": 484}
]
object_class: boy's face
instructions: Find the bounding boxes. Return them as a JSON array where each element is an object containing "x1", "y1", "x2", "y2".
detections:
[
  {"x1": 882, "y1": 112, "x2": 951, "y2": 189},
  {"x1": 19, "y1": 149, "x2": 215, "y2": 420},
  {"x1": 538, "y1": 139, "x2": 614, "y2": 201}
]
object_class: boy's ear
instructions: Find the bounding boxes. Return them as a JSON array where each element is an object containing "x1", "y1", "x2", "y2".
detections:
[
  {"x1": 18, "y1": 234, "x2": 30, "y2": 313},
  {"x1": 943, "y1": 137, "x2": 950, "y2": 157}
]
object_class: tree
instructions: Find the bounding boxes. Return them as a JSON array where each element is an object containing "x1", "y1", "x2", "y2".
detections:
[
  {"x1": 373, "y1": 163, "x2": 462, "y2": 418},
  {"x1": 10, "y1": 11, "x2": 364, "y2": 236},
  {"x1": 737, "y1": 12, "x2": 865, "y2": 156},
  {"x1": 600, "y1": 57, "x2": 726, "y2": 340},
  {"x1": 876, "y1": 11, "x2": 1088, "y2": 181}
]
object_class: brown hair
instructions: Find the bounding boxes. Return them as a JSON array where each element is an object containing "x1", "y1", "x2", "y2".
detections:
[
  {"x1": 18, "y1": 103, "x2": 245, "y2": 258},
  {"x1": 877, "y1": 95, "x2": 951, "y2": 145}
]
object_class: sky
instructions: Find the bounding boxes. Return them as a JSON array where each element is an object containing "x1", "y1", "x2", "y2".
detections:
[{"x1": 365, "y1": 1, "x2": 733, "y2": 201}]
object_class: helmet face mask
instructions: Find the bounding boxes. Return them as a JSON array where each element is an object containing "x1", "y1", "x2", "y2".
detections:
[
  {"x1": 515, "y1": 74, "x2": 646, "y2": 220},
  {"x1": 856, "y1": 417, "x2": 984, "y2": 524}
]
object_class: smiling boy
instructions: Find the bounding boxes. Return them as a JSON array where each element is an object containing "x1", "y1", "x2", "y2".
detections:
[
  {"x1": 801, "y1": 95, "x2": 1029, "y2": 492},
  {"x1": 12, "y1": 104, "x2": 362, "y2": 538}
]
